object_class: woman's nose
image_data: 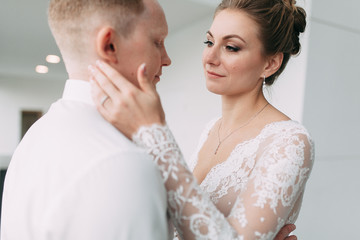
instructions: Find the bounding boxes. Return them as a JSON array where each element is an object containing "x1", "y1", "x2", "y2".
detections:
[{"x1": 203, "y1": 47, "x2": 220, "y2": 66}]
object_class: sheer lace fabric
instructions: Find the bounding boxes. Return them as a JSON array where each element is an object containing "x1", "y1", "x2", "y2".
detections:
[{"x1": 133, "y1": 120, "x2": 314, "y2": 240}]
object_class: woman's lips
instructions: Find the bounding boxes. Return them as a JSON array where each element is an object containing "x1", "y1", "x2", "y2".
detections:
[{"x1": 206, "y1": 71, "x2": 225, "y2": 78}]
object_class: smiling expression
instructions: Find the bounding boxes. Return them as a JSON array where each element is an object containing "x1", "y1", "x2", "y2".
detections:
[{"x1": 202, "y1": 9, "x2": 269, "y2": 96}]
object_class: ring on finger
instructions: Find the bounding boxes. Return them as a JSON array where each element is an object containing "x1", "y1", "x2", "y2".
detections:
[{"x1": 100, "y1": 95, "x2": 109, "y2": 106}]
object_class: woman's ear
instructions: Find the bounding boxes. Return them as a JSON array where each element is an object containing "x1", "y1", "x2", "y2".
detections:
[
  {"x1": 263, "y1": 52, "x2": 283, "y2": 78},
  {"x1": 96, "y1": 27, "x2": 118, "y2": 63}
]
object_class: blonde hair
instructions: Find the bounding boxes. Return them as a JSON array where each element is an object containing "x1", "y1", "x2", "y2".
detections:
[{"x1": 48, "y1": 0, "x2": 144, "y2": 56}]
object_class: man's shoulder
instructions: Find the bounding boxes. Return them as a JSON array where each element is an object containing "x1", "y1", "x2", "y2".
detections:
[{"x1": 36, "y1": 98, "x2": 138, "y2": 150}]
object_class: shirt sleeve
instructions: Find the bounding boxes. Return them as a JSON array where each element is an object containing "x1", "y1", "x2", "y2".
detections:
[
  {"x1": 132, "y1": 124, "x2": 314, "y2": 240},
  {"x1": 42, "y1": 151, "x2": 168, "y2": 240}
]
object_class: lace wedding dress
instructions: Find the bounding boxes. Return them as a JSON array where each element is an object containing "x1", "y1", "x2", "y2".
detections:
[{"x1": 133, "y1": 120, "x2": 314, "y2": 240}]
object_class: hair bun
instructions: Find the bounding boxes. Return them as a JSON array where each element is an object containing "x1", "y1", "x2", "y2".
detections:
[
  {"x1": 293, "y1": 6, "x2": 306, "y2": 34},
  {"x1": 282, "y1": 0, "x2": 306, "y2": 32},
  {"x1": 283, "y1": 0, "x2": 297, "y2": 13},
  {"x1": 281, "y1": 0, "x2": 306, "y2": 54},
  {"x1": 291, "y1": 5, "x2": 306, "y2": 54}
]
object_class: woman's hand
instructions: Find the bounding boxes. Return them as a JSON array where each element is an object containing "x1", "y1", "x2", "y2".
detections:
[
  {"x1": 274, "y1": 224, "x2": 297, "y2": 240},
  {"x1": 89, "y1": 60, "x2": 165, "y2": 139}
]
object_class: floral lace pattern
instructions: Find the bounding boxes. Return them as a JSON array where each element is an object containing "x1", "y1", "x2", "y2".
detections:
[{"x1": 133, "y1": 121, "x2": 314, "y2": 239}]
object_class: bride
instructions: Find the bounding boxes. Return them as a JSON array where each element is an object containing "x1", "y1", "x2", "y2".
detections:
[{"x1": 89, "y1": 0, "x2": 314, "y2": 239}]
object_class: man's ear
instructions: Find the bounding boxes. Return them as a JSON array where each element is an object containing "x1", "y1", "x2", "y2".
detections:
[
  {"x1": 96, "y1": 27, "x2": 118, "y2": 63},
  {"x1": 263, "y1": 52, "x2": 283, "y2": 78}
]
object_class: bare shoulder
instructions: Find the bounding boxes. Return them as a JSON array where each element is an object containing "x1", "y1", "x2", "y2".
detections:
[
  {"x1": 260, "y1": 105, "x2": 314, "y2": 151},
  {"x1": 258, "y1": 106, "x2": 314, "y2": 165},
  {"x1": 268, "y1": 104, "x2": 291, "y2": 121},
  {"x1": 257, "y1": 104, "x2": 291, "y2": 127}
]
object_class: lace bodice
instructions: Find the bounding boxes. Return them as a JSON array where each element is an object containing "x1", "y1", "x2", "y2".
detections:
[{"x1": 133, "y1": 120, "x2": 314, "y2": 240}]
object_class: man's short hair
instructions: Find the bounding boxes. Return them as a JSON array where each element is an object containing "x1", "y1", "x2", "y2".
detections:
[{"x1": 48, "y1": 0, "x2": 145, "y2": 56}]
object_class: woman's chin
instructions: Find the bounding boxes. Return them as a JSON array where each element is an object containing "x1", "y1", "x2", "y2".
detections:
[{"x1": 206, "y1": 81, "x2": 224, "y2": 95}]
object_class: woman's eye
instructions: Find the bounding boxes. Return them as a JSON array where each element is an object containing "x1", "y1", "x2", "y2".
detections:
[
  {"x1": 226, "y1": 45, "x2": 240, "y2": 52},
  {"x1": 203, "y1": 40, "x2": 214, "y2": 47}
]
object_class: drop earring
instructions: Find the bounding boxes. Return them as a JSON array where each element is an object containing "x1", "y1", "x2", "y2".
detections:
[{"x1": 263, "y1": 75, "x2": 266, "y2": 86}]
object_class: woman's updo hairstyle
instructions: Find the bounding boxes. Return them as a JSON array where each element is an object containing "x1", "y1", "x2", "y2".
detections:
[{"x1": 215, "y1": 0, "x2": 306, "y2": 85}]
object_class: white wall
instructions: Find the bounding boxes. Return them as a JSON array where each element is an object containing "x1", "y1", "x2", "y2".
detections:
[
  {"x1": 298, "y1": 0, "x2": 360, "y2": 237},
  {"x1": 0, "y1": 75, "x2": 65, "y2": 160},
  {"x1": 295, "y1": 159, "x2": 360, "y2": 239}
]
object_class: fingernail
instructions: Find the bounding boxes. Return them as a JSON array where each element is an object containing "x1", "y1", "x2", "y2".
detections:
[
  {"x1": 140, "y1": 63, "x2": 147, "y2": 76},
  {"x1": 88, "y1": 65, "x2": 95, "y2": 74},
  {"x1": 96, "y1": 60, "x2": 103, "y2": 67}
]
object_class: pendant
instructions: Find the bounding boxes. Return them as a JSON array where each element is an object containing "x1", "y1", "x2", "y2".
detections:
[{"x1": 214, "y1": 143, "x2": 221, "y2": 155}]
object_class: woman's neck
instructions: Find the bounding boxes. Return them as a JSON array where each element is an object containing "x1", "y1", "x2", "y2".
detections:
[{"x1": 220, "y1": 90, "x2": 268, "y2": 129}]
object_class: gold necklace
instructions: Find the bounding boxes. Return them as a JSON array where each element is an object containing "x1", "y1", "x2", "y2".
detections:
[{"x1": 214, "y1": 103, "x2": 269, "y2": 155}]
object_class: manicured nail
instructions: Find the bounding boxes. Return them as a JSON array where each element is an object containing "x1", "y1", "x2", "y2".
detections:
[
  {"x1": 96, "y1": 60, "x2": 103, "y2": 67},
  {"x1": 140, "y1": 63, "x2": 147, "y2": 76},
  {"x1": 88, "y1": 65, "x2": 95, "y2": 74}
]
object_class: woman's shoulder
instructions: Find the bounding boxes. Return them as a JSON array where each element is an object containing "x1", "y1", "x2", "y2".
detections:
[
  {"x1": 206, "y1": 117, "x2": 221, "y2": 129},
  {"x1": 263, "y1": 120, "x2": 312, "y2": 139},
  {"x1": 257, "y1": 120, "x2": 315, "y2": 168},
  {"x1": 258, "y1": 105, "x2": 312, "y2": 139},
  {"x1": 262, "y1": 120, "x2": 315, "y2": 160}
]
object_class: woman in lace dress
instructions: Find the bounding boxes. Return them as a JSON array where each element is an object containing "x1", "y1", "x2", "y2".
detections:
[{"x1": 89, "y1": 0, "x2": 314, "y2": 239}]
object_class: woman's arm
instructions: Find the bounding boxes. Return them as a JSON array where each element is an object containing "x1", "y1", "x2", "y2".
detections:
[
  {"x1": 89, "y1": 61, "x2": 310, "y2": 239},
  {"x1": 131, "y1": 123, "x2": 313, "y2": 239}
]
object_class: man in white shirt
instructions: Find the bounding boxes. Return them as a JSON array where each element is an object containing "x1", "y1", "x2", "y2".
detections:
[{"x1": 1, "y1": 0, "x2": 172, "y2": 239}]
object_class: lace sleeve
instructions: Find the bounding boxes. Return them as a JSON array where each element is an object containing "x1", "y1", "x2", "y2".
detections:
[
  {"x1": 227, "y1": 125, "x2": 314, "y2": 239},
  {"x1": 132, "y1": 124, "x2": 314, "y2": 240}
]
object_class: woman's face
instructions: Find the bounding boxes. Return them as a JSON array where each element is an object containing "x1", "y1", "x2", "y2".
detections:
[{"x1": 202, "y1": 9, "x2": 268, "y2": 96}]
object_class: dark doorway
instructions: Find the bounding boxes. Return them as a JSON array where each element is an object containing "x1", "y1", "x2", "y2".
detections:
[{"x1": 21, "y1": 110, "x2": 42, "y2": 139}]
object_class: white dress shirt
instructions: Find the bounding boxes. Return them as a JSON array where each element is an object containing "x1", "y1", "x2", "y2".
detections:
[{"x1": 1, "y1": 79, "x2": 169, "y2": 240}]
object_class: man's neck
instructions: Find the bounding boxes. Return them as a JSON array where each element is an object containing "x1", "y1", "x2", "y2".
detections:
[
  {"x1": 63, "y1": 54, "x2": 94, "y2": 81},
  {"x1": 66, "y1": 63, "x2": 91, "y2": 81},
  {"x1": 68, "y1": 72, "x2": 90, "y2": 81}
]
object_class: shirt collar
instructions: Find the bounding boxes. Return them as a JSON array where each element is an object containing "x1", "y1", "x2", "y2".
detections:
[{"x1": 62, "y1": 79, "x2": 94, "y2": 106}]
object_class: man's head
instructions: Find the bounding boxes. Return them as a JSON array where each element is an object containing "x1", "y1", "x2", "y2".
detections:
[{"x1": 48, "y1": 0, "x2": 171, "y2": 85}]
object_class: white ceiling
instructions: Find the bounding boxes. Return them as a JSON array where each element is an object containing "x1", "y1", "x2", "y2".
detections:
[{"x1": 0, "y1": 0, "x2": 214, "y2": 80}]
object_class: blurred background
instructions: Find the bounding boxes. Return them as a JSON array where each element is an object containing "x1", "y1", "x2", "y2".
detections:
[{"x1": 1, "y1": 0, "x2": 359, "y2": 238}]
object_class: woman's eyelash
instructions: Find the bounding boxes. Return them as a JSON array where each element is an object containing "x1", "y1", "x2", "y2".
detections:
[
  {"x1": 226, "y1": 45, "x2": 240, "y2": 52},
  {"x1": 203, "y1": 40, "x2": 240, "y2": 52},
  {"x1": 203, "y1": 40, "x2": 213, "y2": 46}
]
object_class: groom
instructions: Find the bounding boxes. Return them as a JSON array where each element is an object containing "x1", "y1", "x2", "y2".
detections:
[
  {"x1": 1, "y1": 0, "x2": 171, "y2": 239},
  {"x1": 1, "y1": 0, "x2": 296, "y2": 239}
]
